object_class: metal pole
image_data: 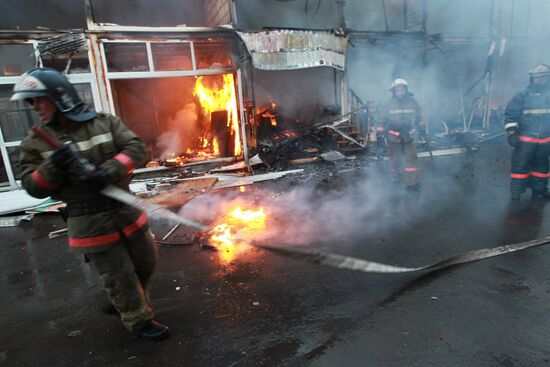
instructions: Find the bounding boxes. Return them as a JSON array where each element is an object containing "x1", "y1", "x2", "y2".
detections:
[
  {"x1": 422, "y1": 0, "x2": 428, "y2": 66},
  {"x1": 341, "y1": 71, "x2": 349, "y2": 114},
  {"x1": 84, "y1": 0, "x2": 96, "y2": 31},
  {"x1": 482, "y1": 73, "x2": 493, "y2": 130},
  {"x1": 381, "y1": 0, "x2": 389, "y2": 32},
  {"x1": 335, "y1": 1, "x2": 346, "y2": 29},
  {"x1": 236, "y1": 68, "x2": 249, "y2": 167},
  {"x1": 403, "y1": 0, "x2": 408, "y2": 30}
]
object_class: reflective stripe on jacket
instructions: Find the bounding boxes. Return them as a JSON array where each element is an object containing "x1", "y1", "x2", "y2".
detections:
[
  {"x1": 378, "y1": 94, "x2": 422, "y2": 141},
  {"x1": 504, "y1": 85, "x2": 550, "y2": 138},
  {"x1": 19, "y1": 112, "x2": 149, "y2": 253}
]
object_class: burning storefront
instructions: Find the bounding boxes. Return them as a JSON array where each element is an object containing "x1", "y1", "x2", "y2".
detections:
[
  {"x1": 94, "y1": 27, "x2": 247, "y2": 167},
  {"x1": 0, "y1": 0, "x2": 365, "y2": 198},
  {"x1": 0, "y1": 26, "x2": 251, "y2": 191}
]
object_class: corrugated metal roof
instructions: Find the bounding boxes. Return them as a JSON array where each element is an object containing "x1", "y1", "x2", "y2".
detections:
[{"x1": 238, "y1": 30, "x2": 347, "y2": 70}]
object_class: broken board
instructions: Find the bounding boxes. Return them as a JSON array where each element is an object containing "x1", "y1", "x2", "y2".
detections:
[{"x1": 146, "y1": 177, "x2": 218, "y2": 208}]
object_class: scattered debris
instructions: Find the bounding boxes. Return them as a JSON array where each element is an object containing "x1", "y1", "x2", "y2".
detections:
[
  {"x1": 25, "y1": 198, "x2": 65, "y2": 214},
  {"x1": 210, "y1": 154, "x2": 264, "y2": 173},
  {"x1": 145, "y1": 177, "x2": 218, "y2": 208},
  {"x1": 320, "y1": 151, "x2": 347, "y2": 162},
  {"x1": 289, "y1": 157, "x2": 320, "y2": 165},
  {"x1": 212, "y1": 170, "x2": 304, "y2": 189},
  {"x1": 49, "y1": 228, "x2": 68, "y2": 239},
  {"x1": 157, "y1": 223, "x2": 198, "y2": 245},
  {"x1": 0, "y1": 214, "x2": 34, "y2": 227},
  {"x1": 67, "y1": 330, "x2": 82, "y2": 337},
  {"x1": 0, "y1": 189, "x2": 53, "y2": 216},
  {"x1": 417, "y1": 148, "x2": 466, "y2": 158}
]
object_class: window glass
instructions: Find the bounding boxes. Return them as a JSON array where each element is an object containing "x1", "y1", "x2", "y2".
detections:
[
  {"x1": 0, "y1": 44, "x2": 36, "y2": 76},
  {"x1": 74, "y1": 83, "x2": 94, "y2": 106},
  {"x1": 151, "y1": 43, "x2": 193, "y2": 71},
  {"x1": 0, "y1": 85, "x2": 39, "y2": 142},
  {"x1": 0, "y1": 155, "x2": 8, "y2": 188},
  {"x1": 7, "y1": 146, "x2": 21, "y2": 180},
  {"x1": 194, "y1": 40, "x2": 233, "y2": 69},
  {"x1": 104, "y1": 43, "x2": 149, "y2": 72}
]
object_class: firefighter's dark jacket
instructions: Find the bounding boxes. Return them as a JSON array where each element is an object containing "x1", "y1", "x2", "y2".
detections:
[
  {"x1": 379, "y1": 94, "x2": 423, "y2": 142},
  {"x1": 19, "y1": 113, "x2": 149, "y2": 254},
  {"x1": 504, "y1": 84, "x2": 550, "y2": 138}
]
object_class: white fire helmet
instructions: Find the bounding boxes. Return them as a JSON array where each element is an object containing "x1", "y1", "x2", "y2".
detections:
[
  {"x1": 390, "y1": 78, "x2": 409, "y2": 91},
  {"x1": 529, "y1": 64, "x2": 550, "y2": 77}
]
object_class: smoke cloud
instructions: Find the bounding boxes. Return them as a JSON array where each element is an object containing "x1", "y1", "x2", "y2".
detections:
[
  {"x1": 156, "y1": 102, "x2": 200, "y2": 159},
  {"x1": 177, "y1": 158, "x2": 508, "y2": 250}
]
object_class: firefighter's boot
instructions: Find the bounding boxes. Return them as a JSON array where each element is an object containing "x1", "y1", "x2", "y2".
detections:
[
  {"x1": 531, "y1": 190, "x2": 550, "y2": 201},
  {"x1": 132, "y1": 320, "x2": 170, "y2": 341},
  {"x1": 101, "y1": 303, "x2": 119, "y2": 316}
]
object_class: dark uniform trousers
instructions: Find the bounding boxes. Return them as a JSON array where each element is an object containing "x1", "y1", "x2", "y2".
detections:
[
  {"x1": 510, "y1": 137, "x2": 550, "y2": 194},
  {"x1": 87, "y1": 230, "x2": 158, "y2": 332},
  {"x1": 387, "y1": 137, "x2": 421, "y2": 187}
]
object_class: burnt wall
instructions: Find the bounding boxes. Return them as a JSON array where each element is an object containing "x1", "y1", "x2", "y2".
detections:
[{"x1": 0, "y1": 0, "x2": 204, "y2": 29}]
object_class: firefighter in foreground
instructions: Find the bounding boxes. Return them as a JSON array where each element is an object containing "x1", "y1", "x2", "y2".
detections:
[
  {"x1": 504, "y1": 64, "x2": 550, "y2": 201},
  {"x1": 378, "y1": 79, "x2": 426, "y2": 190},
  {"x1": 13, "y1": 68, "x2": 169, "y2": 341}
]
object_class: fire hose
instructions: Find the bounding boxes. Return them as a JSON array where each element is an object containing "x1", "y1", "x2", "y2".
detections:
[
  {"x1": 31, "y1": 126, "x2": 207, "y2": 231},
  {"x1": 256, "y1": 235, "x2": 550, "y2": 274},
  {"x1": 30, "y1": 126, "x2": 549, "y2": 274}
]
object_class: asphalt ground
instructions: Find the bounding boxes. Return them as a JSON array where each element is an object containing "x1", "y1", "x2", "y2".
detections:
[{"x1": 3, "y1": 137, "x2": 550, "y2": 366}]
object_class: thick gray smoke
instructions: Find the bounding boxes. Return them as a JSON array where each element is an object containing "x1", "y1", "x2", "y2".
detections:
[
  {"x1": 176, "y1": 160, "x2": 508, "y2": 250},
  {"x1": 236, "y1": 0, "x2": 550, "y2": 133},
  {"x1": 342, "y1": 0, "x2": 550, "y2": 133},
  {"x1": 177, "y1": 174, "x2": 401, "y2": 247},
  {"x1": 156, "y1": 103, "x2": 199, "y2": 159}
]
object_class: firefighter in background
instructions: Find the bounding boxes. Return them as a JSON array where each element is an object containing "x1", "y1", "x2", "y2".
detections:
[
  {"x1": 378, "y1": 79, "x2": 426, "y2": 190},
  {"x1": 504, "y1": 64, "x2": 550, "y2": 201},
  {"x1": 12, "y1": 68, "x2": 169, "y2": 341}
]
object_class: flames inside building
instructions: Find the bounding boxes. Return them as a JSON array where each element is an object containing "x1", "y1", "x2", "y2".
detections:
[{"x1": 111, "y1": 73, "x2": 241, "y2": 165}]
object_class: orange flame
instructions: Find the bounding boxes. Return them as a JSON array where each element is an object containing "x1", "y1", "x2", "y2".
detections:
[
  {"x1": 261, "y1": 111, "x2": 278, "y2": 126},
  {"x1": 209, "y1": 206, "x2": 266, "y2": 263},
  {"x1": 212, "y1": 137, "x2": 220, "y2": 155},
  {"x1": 194, "y1": 74, "x2": 241, "y2": 156}
]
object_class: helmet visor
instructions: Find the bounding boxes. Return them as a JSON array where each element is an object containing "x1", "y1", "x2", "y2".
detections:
[{"x1": 10, "y1": 90, "x2": 49, "y2": 102}]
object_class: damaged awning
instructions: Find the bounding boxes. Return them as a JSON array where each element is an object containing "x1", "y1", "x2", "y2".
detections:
[{"x1": 237, "y1": 30, "x2": 347, "y2": 71}]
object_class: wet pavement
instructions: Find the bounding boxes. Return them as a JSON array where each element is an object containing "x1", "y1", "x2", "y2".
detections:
[{"x1": 3, "y1": 137, "x2": 550, "y2": 366}]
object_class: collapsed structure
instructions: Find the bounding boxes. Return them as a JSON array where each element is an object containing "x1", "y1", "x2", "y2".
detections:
[{"x1": 1, "y1": 0, "x2": 549, "y2": 195}]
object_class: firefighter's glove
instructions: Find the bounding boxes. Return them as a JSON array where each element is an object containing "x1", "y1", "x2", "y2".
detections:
[
  {"x1": 418, "y1": 127, "x2": 428, "y2": 144},
  {"x1": 51, "y1": 144, "x2": 79, "y2": 171},
  {"x1": 506, "y1": 129, "x2": 519, "y2": 147},
  {"x1": 79, "y1": 168, "x2": 111, "y2": 191}
]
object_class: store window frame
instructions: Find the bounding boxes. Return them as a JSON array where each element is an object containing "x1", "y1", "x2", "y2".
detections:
[
  {"x1": 99, "y1": 37, "x2": 248, "y2": 162},
  {"x1": 100, "y1": 38, "x2": 237, "y2": 131},
  {"x1": 0, "y1": 40, "x2": 101, "y2": 191},
  {"x1": 100, "y1": 38, "x2": 236, "y2": 77}
]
